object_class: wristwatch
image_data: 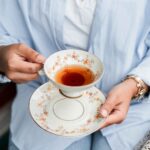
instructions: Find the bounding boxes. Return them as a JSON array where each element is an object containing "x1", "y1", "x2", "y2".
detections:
[{"x1": 125, "y1": 75, "x2": 149, "y2": 99}]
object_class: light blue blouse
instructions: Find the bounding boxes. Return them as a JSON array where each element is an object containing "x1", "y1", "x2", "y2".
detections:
[{"x1": 0, "y1": 0, "x2": 150, "y2": 149}]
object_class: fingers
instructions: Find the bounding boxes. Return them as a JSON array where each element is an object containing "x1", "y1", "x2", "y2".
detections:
[
  {"x1": 98, "y1": 82, "x2": 132, "y2": 128},
  {"x1": 99, "y1": 95, "x2": 117, "y2": 118},
  {"x1": 6, "y1": 72, "x2": 39, "y2": 83},
  {"x1": 12, "y1": 60, "x2": 43, "y2": 73},
  {"x1": 100, "y1": 108, "x2": 126, "y2": 128},
  {"x1": 0, "y1": 43, "x2": 45, "y2": 83},
  {"x1": 17, "y1": 43, "x2": 46, "y2": 64},
  {"x1": 99, "y1": 94, "x2": 129, "y2": 128}
]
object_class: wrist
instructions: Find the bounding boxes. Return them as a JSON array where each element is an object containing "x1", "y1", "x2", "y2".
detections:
[
  {"x1": 124, "y1": 75, "x2": 149, "y2": 99},
  {"x1": 123, "y1": 78, "x2": 138, "y2": 98}
]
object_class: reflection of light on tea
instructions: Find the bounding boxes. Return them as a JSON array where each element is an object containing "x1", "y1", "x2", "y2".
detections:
[{"x1": 55, "y1": 65, "x2": 95, "y2": 86}]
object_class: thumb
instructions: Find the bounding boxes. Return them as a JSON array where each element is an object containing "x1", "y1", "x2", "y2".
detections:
[
  {"x1": 18, "y1": 44, "x2": 46, "y2": 64},
  {"x1": 99, "y1": 96, "x2": 116, "y2": 118}
]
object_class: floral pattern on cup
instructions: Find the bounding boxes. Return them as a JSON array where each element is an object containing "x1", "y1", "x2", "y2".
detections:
[{"x1": 46, "y1": 50, "x2": 102, "y2": 81}]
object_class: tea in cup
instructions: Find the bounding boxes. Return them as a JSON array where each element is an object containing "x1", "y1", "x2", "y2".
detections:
[
  {"x1": 42, "y1": 49, "x2": 104, "y2": 97},
  {"x1": 30, "y1": 49, "x2": 105, "y2": 137}
]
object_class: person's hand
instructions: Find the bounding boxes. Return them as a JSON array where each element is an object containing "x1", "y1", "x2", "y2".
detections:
[
  {"x1": 99, "y1": 79, "x2": 138, "y2": 128},
  {"x1": 0, "y1": 43, "x2": 46, "y2": 83}
]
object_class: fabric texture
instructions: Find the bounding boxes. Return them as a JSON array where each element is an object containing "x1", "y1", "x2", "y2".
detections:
[
  {"x1": 135, "y1": 131, "x2": 150, "y2": 150},
  {"x1": 64, "y1": 0, "x2": 96, "y2": 49},
  {"x1": 141, "y1": 140, "x2": 150, "y2": 150},
  {"x1": 0, "y1": 0, "x2": 150, "y2": 149},
  {"x1": 9, "y1": 131, "x2": 111, "y2": 150}
]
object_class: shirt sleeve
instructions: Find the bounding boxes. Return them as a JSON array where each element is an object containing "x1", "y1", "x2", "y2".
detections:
[
  {"x1": 0, "y1": 35, "x2": 19, "y2": 46},
  {"x1": 128, "y1": 31, "x2": 150, "y2": 86},
  {"x1": 0, "y1": 22, "x2": 19, "y2": 45},
  {"x1": 0, "y1": 74, "x2": 11, "y2": 83}
]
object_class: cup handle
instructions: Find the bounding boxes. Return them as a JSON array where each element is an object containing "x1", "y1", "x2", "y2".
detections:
[{"x1": 38, "y1": 68, "x2": 45, "y2": 76}]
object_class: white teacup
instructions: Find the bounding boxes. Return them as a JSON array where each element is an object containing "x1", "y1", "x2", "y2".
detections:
[{"x1": 41, "y1": 49, "x2": 104, "y2": 98}]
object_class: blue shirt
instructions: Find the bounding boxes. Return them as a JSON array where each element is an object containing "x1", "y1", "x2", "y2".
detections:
[{"x1": 0, "y1": 0, "x2": 150, "y2": 149}]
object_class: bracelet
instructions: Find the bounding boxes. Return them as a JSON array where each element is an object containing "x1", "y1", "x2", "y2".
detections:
[{"x1": 125, "y1": 75, "x2": 149, "y2": 99}]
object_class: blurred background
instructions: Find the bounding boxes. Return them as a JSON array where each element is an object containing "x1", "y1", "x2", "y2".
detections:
[{"x1": 0, "y1": 82, "x2": 16, "y2": 150}]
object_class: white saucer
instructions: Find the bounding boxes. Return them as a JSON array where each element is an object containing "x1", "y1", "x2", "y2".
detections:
[{"x1": 29, "y1": 82, "x2": 105, "y2": 137}]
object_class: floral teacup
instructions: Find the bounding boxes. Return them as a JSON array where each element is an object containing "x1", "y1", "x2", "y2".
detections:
[{"x1": 41, "y1": 49, "x2": 104, "y2": 97}]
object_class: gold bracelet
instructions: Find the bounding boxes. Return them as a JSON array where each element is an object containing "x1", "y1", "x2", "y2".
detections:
[{"x1": 125, "y1": 75, "x2": 149, "y2": 99}]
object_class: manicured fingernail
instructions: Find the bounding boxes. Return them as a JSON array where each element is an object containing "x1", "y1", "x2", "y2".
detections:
[
  {"x1": 100, "y1": 109, "x2": 108, "y2": 118},
  {"x1": 36, "y1": 55, "x2": 46, "y2": 64}
]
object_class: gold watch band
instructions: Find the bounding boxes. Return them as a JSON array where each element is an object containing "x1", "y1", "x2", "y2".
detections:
[{"x1": 125, "y1": 75, "x2": 149, "y2": 99}]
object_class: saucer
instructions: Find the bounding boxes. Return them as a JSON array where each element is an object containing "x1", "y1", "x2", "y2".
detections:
[{"x1": 29, "y1": 82, "x2": 106, "y2": 137}]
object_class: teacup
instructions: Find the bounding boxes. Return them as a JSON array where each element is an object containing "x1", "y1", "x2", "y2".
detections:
[{"x1": 41, "y1": 49, "x2": 104, "y2": 98}]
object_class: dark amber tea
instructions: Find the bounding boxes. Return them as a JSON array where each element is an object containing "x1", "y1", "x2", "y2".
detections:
[{"x1": 55, "y1": 65, "x2": 95, "y2": 86}]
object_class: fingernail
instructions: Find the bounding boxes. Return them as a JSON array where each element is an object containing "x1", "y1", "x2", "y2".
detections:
[
  {"x1": 100, "y1": 109, "x2": 108, "y2": 118},
  {"x1": 36, "y1": 55, "x2": 46, "y2": 64}
]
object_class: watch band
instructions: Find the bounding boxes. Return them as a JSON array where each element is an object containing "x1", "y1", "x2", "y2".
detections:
[{"x1": 125, "y1": 75, "x2": 149, "y2": 99}]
